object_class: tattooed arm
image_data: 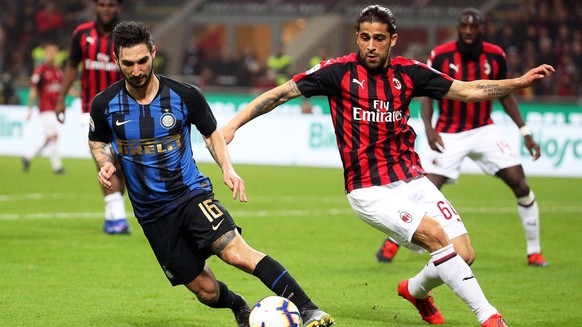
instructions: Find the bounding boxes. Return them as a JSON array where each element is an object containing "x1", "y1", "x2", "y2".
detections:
[
  {"x1": 444, "y1": 64, "x2": 555, "y2": 102},
  {"x1": 88, "y1": 140, "x2": 117, "y2": 191},
  {"x1": 220, "y1": 79, "x2": 303, "y2": 144},
  {"x1": 203, "y1": 129, "x2": 247, "y2": 202}
]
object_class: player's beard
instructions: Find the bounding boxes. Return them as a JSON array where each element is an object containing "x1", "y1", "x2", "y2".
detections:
[
  {"x1": 125, "y1": 67, "x2": 154, "y2": 89},
  {"x1": 457, "y1": 36, "x2": 483, "y2": 61},
  {"x1": 361, "y1": 51, "x2": 389, "y2": 72}
]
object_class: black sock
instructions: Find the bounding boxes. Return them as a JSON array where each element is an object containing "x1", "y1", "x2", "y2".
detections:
[
  {"x1": 253, "y1": 256, "x2": 317, "y2": 310},
  {"x1": 205, "y1": 280, "x2": 241, "y2": 310}
]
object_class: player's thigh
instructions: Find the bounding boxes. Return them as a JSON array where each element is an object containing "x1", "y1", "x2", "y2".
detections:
[
  {"x1": 347, "y1": 180, "x2": 427, "y2": 252},
  {"x1": 423, "y1": 132, "x2": 469, "y2": 182},
  {"x1": 469, "y1": 125, "x2": 521, "y2": 175}
]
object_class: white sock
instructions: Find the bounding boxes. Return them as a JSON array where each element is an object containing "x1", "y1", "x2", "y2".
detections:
[
  {"x1": 104, "y1": 192, "x2": 126, "y2": 221},
  {"x1": 408, "y1": 259, "x2": 444, "y2": 298},
  {"x1": 431, "y1": 244, "x2": 498, "y2": 323},
  {"x1": 48, "y1": 140, "x2": 62, "y2": 171},
  {"x1": 517, "y1": 191, "x2": 541, "y2": 255}
]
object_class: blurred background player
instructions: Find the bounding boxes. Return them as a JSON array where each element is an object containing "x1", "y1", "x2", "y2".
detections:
[
  {"x1": 375, "y1": 8, "x2": 548, "y2": 268},
  {"x1": 55, "y1": 0, "x2": 129, "y2": 234},
  {"x1": 22, "y1": 41, "x2": 64, "y2": 175}
]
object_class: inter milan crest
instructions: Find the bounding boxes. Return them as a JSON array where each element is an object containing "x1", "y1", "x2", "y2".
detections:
[{"x1": 160, "y1": 112, "x2": 176, "y2": 129}]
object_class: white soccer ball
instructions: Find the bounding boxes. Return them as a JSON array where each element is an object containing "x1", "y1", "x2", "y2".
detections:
[{"x1": 248, "y1": 296, "x2": 303, "y2": 327}]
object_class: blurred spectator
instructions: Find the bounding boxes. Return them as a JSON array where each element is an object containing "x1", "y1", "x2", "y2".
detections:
[
  {"x1": 301, "y1": 99, "x2": 313, "y2": 114},
  {"x1": 267, "y1": 43, "x2": 292, "y2": 86},
  {"x1": 309, "y1": 45, "x2": 331, "y2": 68},
  {"x1": 182, "y1": 34, "x2": 204, "y2": 76},
  {"x1": 0, "y1": 72, "x2": 20, "y2": 104},
  {"x1": 34, "y1": 0, "x2": 65, "y2": 43}
]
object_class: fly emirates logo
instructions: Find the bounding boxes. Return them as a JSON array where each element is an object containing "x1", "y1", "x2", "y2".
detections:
[
  {"x1": 84, "y1": 53, "x2": 119, "y2": 72},
  {"x1": 353, "y1": 100, "x2": 402, "y2": 123}
]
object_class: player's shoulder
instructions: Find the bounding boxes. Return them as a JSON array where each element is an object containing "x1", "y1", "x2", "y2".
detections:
[
  {"x1": 159, "y1": 75, "x2": 202, "y2": 95},
  {"x1": 431, "y1": 40, "x2": 457, "y2": 57},
  {"x1": 72, "y1": 21, "x2": 96, "y2": 35},
  {"x1": 482, "y1": 41, "x2": 505, "y2": 55}
]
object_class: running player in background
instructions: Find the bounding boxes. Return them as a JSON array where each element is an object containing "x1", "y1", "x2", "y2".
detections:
[
  {"x1": 89, "y1": 20, "x2": 334, "y2": 327},
  {"x1": 23, "y1": 41, "x2": 64, "y2": 174},
  {"x1": 56, "y1": 0, "x2": 129, "y2": 234},
  {"x1": 221, "y1": 5, "x2": 554, "y2": 326},
  {"x1": 375, "y1": 8, "x2": 549, "y2": 268}
]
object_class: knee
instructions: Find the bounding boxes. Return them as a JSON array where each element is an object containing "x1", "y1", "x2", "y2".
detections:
[
  {"x1": 412, "y1": 219, "x2": 450, "y2": 253},
  {"x1": 458, "y1": 248, "x2": 475, "y2": 266}
]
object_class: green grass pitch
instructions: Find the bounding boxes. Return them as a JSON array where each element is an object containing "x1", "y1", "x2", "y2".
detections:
[{"x1": 0, "y1": 156, "x2": 580, "y2": 326}]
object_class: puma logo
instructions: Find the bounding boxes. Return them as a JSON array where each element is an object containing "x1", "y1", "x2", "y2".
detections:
[
  {"x1": 352, "y1": 78, "x2": 365, "y2": 89},
  {"x1": 449, "y1": 63, "x2": 459, "y2": 73}
]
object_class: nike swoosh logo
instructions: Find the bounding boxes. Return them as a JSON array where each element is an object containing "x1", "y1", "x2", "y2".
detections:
[
  {"x1": 115, "y1": 119, "x2": 132, "y2": 126},
  {"x1": 462, "y1": 275, "x2": 475, "y2": 281},
  {"x1": 212, "y1": 219, "x2": 224, "y2": 231}
]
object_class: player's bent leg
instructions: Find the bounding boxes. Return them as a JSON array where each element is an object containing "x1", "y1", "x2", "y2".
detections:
[
  {"x1": 450, "y1": 234, "x2": 475, "y2": 266},
  {"x1": 375, "y1": 237, "x2": 400, "y2": 263},
  {"x1": 186, "y1": 265, "x2": 251, "y2": 327}
]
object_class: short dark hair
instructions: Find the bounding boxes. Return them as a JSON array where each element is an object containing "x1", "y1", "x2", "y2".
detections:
[
  {"x1": 112, "y1": 21, "x2": 154, "y2": 57},
  {"x1": 458, "y1": 8, "x2": 484, "y2": 26},
  {"x1": 94, "y1": 0, "x2": 123, "y2": 4},
  {"x1": 356, "y1": 5, "x2": 397, "y2": 34}
]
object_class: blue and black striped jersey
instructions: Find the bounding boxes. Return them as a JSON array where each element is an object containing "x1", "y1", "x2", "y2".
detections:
[{"x1": 89, "y1": 75, "x2": 217, "y2": 224}]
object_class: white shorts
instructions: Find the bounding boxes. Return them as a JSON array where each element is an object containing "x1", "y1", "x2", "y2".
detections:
[
  {"x1": 40, "y1": 111, "x2": 59, "y2": 138},
  {"x1": 347, "y1": 176, "x2": 467, "y2": 253},
  {"x1": 423, "y1": 124, "x2": 521, "y2": 183}
]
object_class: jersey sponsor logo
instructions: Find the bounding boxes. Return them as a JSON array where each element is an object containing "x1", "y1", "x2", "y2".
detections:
[
  {"x1": 84, "y1": 58, "x2": 120, "y2": 72},
  {"x1": 160, "y1": 112, "x2": 176, "y2": 129},
  {"x1": 115, "y1": 119, "x2": 132, "y2": 126},
  {"x1": 117, "y1": 134, "x2": 182, "y2": 155},
  {"x1": 400, "y1": 211, "x2": 413, "y2": 223},
  {"x1": 352, "y1": 78, "x2": 365, "y2": 89},
  {"x1": 353, "y1": 100, "x2": 403, "y2": 123}
]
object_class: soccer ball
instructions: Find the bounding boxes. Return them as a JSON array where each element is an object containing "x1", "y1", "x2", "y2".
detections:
[{"x1": 248, "y1": 296, "x2": 303, "y2": 327}]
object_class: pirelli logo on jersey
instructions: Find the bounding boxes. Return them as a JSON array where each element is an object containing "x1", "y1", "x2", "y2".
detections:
[
  {"x1": 117, "y1": 134, "x2": 182, "y2": 155},
  {"x1": 353, "y1": 100, "x2": 403, "y2": 123}
]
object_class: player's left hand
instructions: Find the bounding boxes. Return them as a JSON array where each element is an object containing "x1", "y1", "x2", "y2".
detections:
[
  {"x1": 223, "y1": 168, "x2": 247, "y2": 202},
  {"x1": 520, "y1": 64, "x2": 555, "y2": 87},
  {"x1": 97, "y1": 162, "x2": 116, "y2": 191},
  {"x1": 524, "y1": 135, "x2": 541, "y2": 160}
]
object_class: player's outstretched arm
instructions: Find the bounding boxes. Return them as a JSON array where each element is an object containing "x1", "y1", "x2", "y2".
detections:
[
  {"x1": 445, "y1": 64, "x2": 555, "y2": 102},
  {"x1": 203, "y1": 129, "x2": 247, "y2": 203},
  {"x1": 220, "y1": 79, "x2": 302, "y2": 144}
]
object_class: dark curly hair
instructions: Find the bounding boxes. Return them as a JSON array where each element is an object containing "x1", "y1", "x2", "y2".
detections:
[{"x1": 112, "y1": 21, "x2": 154, "y2": 58}]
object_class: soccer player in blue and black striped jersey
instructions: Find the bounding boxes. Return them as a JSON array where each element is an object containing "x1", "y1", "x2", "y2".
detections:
[
  {"x1": 222, "y1": 5, "x2": 554, "y2": 327},
  {"x1": 88, "y1": 21, "x2": 335, "y2": 327}
]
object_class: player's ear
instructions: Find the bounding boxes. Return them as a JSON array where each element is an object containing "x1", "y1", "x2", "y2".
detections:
[
  {"x1": 151, "y1": 45, "x2": 156, "y2": 58},
  {"x1": 390, "y1": 33, "x2": 398, "y2": 47}
]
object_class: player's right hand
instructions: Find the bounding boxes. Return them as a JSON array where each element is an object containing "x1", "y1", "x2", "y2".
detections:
[
  {"x1": 426, "y1": 129, "x2": 445, "y2": 153},
  {"x1": 97, "y1": 162, "x2": 116, "y2": 191},
  {"x1": 55, "y1": 101, "x2": 66, "y2": 123}
]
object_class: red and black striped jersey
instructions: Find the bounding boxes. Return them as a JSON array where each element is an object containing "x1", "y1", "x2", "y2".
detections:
[
  {"x1": 293, "y1": 53, "x2": 453, "y2": 192},
  {"x1": 68, "y1": 21, "x2": 122, "y2": 113},
  {"x1": 427, "y1": 40, "x2": 507, "y2": 133},
  {"x1": 30, "y1": 63, "x2": 62, "y2": 112}
]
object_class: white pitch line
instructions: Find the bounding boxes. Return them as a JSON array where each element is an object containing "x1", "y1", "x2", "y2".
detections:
[{"x1": 1, "y1": 206, "x2": 581, "y2": 221}]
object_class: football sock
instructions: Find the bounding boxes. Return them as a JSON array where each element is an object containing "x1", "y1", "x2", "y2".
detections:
[
  {"x1": 431, "y1": 244, "x2": 497, "y2": 323},
  {"x1": 253, "y1": 256, "x2": 317, "y2": 310},
  {"x1": 517, "y1": 191, "x2": 541, "y2": 255},
  {"x1": 104, "y1": 192, "x2": 126, "y2": 221},
  {"x1": 205, "y1": 280, "x2": 243, "y2": 310},
  {"x1": 408, "y1": 258, "x2": 444, "y2": 298},
  {"x1": 48, "y1": 140, "x2": 62, "y2": 172}
]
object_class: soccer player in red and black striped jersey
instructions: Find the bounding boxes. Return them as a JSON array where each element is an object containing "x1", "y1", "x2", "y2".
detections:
[
  {"x1": 222, "y1": 5, "x2": 554, "y2": 327},
  {"x1": 56, "y1": 0, "x2": 129, "y2": 234},
  {"x1": 23, "y1": 41, "x2": 64, "y2": 174},
  {"x1": 376, "y1": 7, "x2": 548, "y2": 271},
  {"x1": 423, "y1": 8, "x2": 548, "y2": 268}
]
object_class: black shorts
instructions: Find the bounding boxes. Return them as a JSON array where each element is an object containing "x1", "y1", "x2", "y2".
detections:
[{"x1": 140, "y1": 192, "x2": 240, "y2": 286}]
